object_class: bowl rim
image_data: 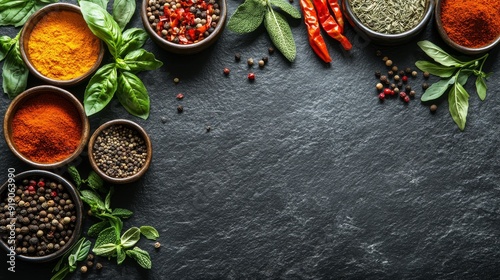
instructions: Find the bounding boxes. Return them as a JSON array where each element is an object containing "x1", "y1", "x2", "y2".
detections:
[
  {"x1": 343, "y1": 0, "x2": 434, "y2": 42},
  {"x1": 19, "y1": 2, "x2": 104, "y2": 87},
  {"x1": 0, "y1": 169, "x2": 84, "y2": 263},
  {"x1": 141, "y1": 0, "x2": 227, "y2": 54},
  {"x1": 3, "y1": 85, "x2": 90, "y2": 169},
  {"x1": 434, "y1": 0, "x2": 500, "y2": 55},
  {"x1": 88, "y1": 119, "x2": 153, "y2": 184}
]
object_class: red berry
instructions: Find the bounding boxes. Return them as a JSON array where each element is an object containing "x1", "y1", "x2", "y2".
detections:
[
  {"x1": 383, "y1": 88, "x2": 392, "y2": 95},
  {"x1": 378, "y1": 93, "x2": 385, "y2": 100},
  {"x1": 51, "y1": 191, "x2": 57, "y2": 197},
  {"x1": 399, "y1": 92, "x2": 407, "y2": 99},
  {"x1": 176, "y1": 93, "x2": 184, "y2": 100},
  {"x1": 37, "y1": 181, "x2": 45, "y2": 188},
  {"x1": 248, "y1": 73, "x2": 255, "y2": 81},
  {"x1": 402, "y1": 75, "x2": 408, "y2": 83},
  {"x1": 404, "y1": 96, "x2": 410, "y2": 103},
  {"x1": 223, "y1": 68, "x2": 230, "y2": 75},
  {"x1": 27, "y1": 186, "x2": 35, "y2": 192}
]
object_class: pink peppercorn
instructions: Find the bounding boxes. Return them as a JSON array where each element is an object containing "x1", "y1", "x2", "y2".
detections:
[
  {"x1": 176, "y1": 93, "x2": 184, "y2": 100},
  {"x1": 378, "y1": 93, "x2": 385, "y2": 100},
  {"x1": 248, "y1": 73, "x2": 255, "y2": 81},
  {"x1": 223, "y1": 68, "x2": 230, "y2": 75}
]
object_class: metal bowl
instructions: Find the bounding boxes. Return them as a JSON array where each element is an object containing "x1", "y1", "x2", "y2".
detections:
[{"x1": 342, "y1": 0, "x2": 434, "y2": 45}]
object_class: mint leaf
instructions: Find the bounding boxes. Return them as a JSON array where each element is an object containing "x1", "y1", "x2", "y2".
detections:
[
  {"x1": 112, "y1": 208, "x2": 133, "y2": 218},
  {"x1": 88, "y1": 220, "x2": 110, "y2": 237},
  {"x1": 86, "y1": 170, "x2": 106, "y2": 193},
  {"x1": 95, "y1": 227, "x2": 119, "y2": 247},
  {"x1": 264, "y1": 8, "x2": 296, "y2": 62},
  {"x1": 140, "y1": 226, "x2": 159, "y2": 240},
  {"x1": 93, "y1": 243, "x2": 118, "y2": 257},
  {"x1": 120, "y1": 227, "x2": 141, "y2": 249},
  {"x1": 126, "y1": 247, "x2": 152, "y2": 269},
  {"x1": 227, "y1": 0, "x2": 266, "y2": 34},
  {"x1": 67, "y1": 166, "x2": 82, "y2": 188}
]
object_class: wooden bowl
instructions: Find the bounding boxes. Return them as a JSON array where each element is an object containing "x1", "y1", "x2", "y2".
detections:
[
  {"x1": 0, "y1": 170, "x2": 84, "y2": 263},
  {"x1": 88, "y1": 119, "x2": 153, "y2": 184},
  {"x1": 3, "y1": 85, "x2": 90, "y2": 169},
  {"x1": 141, "y1": 0, "x2": 227, "y2": 54},
  {"x1": 19, "y1": 3, "x2": 104, "y2": 87}
]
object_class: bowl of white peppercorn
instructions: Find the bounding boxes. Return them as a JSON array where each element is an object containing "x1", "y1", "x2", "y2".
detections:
[
  {"x1": 0, "y1": 170, "x2": 83, "y2": 263},
  {"x1": 88, "y1": 119, "x2": 153, "y2": 184},
  {"x1": 141, "y1": 0, "x2": 227, "y2": 54}
]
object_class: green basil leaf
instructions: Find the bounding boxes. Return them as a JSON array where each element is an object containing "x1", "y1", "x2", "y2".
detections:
[
  {"x1": 269, "y1": 0, "x2": 301, "y2": 19},
  {"x1": 417, "y1": 40, "x2": 464, "y2": 67},
  {"x1": 264, "y1": 8, "x2": 295, "y2": 62},
  {"x1": 80, "y1": 1, "x2": 123, "y2": 58},
  {"x1": 116, "y1": 58, "x2": 132, "y2": 71},
  {"x1": 78, "y1": 0, "x2": 109, "y2": 9},
  {"x1": 120, "y1": 227, "x2": 141, "y2": 249},
  {"x1": 88, "y1": 220, "x2": 110, "y2": 237},
  {"x1": 140, "y1": 226, "x2": 159, "y2": 240},
  {"x1": 475, "y1": 76, "x2": 487, "y2": 101},
  {"x1": 112, "y1": 0, "x2": 136, "y2": 30},
  {"x1": 227, "y1": 0, "x2": 266, "y2": 34},
  {"x1": 0, "y1": 1, "x2": 34, "y2": 27},
  {"x1": 119, "y1": 28, "x2": 149, "y2": 57},
  {"x1": 84, "y1": 63, "x2": 118, "y2": 116},
  {"x1": 2, "y1": 40, "x2": 28, "y2": 99},
  {"x1": 457, "y1": 69, "x2": 471, "y2": 86},
  {"x1": 123, "y1": 49, "x2": 163, "y2": 72},
  {"x1": 414, "y1": 60, "x2": 457, "y2": 78},
  {"x1": 80, "y1": 189, "x2": 106, "y2": 210},
  {"x1": 117, "y1": 245, "x2": 126, "y2": 264},
  {"x1": 68, "y1": 254, "x2": 77, "y2": 272},
  {"x1": 112, "y1": 208, "x2": 133, "y2": 218},
  {"x1": 448, "y1": 81, "x2": 469, "y2": 131},
  {"x1": 66, "y1": 166, "x2": 82, "y2": 188},
  {"x1": 50, "y1": 265, "x2": 69, "y2": 280},
  {"x1": 93, "y1": 243, "x2": 118, "y2": 257},
  {"x1": 125, "y1": 247, "x2": 152, "y2": 269},
  {"x1": 116, "y1": 71, "x2": 150, "y2": 119},
  {"x1": 0, "y1": 35, "x2": 15, "y2": 61},
  {"x1": 420, "y1": 77, "x2": 454, "y2": 102},
  {"x1": 76, "y1": 240, "x2": 91, "y2": 261},
  {"x1": 95, "y1": 227, "x2": 119, "y2": 247}
]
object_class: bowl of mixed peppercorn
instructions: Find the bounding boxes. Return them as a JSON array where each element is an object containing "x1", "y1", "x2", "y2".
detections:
[
  {"x1": 141, "y1": 0, "x2": 227, "y2": 54},
  {"x1": 88, "y1": 119, "x2": 152, "y2": 184},
  {"x1": 0, "y1": 170, "x2": 84, "y2": 263}
]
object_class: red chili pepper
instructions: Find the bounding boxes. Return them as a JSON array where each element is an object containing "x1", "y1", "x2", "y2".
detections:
[
  {"x1": 299, "y1": 0, "x2": 332, "y2": 63},
  {"x1": 313, "y1": 0, "x2": 352, "y2": 51},
  {"x1": 327, "y1": 0, "x2": 344, "y2": 34}
]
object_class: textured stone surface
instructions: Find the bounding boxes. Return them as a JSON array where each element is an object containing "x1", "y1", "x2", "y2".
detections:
[{"x1": 1, "y1": 0, "x2": 500, "y2": 279}]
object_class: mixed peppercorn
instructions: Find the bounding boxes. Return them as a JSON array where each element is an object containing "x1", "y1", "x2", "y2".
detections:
[{"x1": 146, "y1": 0, "x2": 222, "y2": 44}]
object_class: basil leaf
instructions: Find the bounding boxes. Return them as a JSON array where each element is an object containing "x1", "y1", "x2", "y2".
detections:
[
  {"x1": 116, "y1": 71, "x2": 150, "y2": 119},
  {"x1": 475, "y1": 76, "x2": 487, "y2": 101},
  {"x1": 87, "y1": 220, "x2": 110, "y2": 237},
  {"x1": 112, "y1": 208, "x2": 134, "y2": 218},
  {"x1": 264, "y1": 8, "x2": 296, "y2": 62},
  {"x1": 448, "y1": 82, "x2": 469, "y2": 131},
  {"x1": 457, "y1": 69, "x2": 471, "y2": 86},
  {"x1": 86, "y1": 170, "x2": 105, "y2": 193},
  {"x1": 80, "y1": 189, "x2": 106, "y2": 210},
  {"x1": 93, "y1": 243, "x2": 118, "y2": 257},
  {"x1": 120, "y1": 227, "x2": 141, "y2": 249},
  {"x1": 140, "y1": 226, "x2": 159, "y2": 240},
  {"x1": 417, "y1": 40, "x2": 464, "y2": 67},
  {"x1": 2, "y1": 40, "x2": 28, "y2": 99},
  {"x1": 117, "y1": 245, "x2": 126, "y2": 264},
  {"x1": 76, "y1": 240, "x2": 91, "y2": 261},
  {"x1": 269, "y1": 0, "x2": 301, "y2": 19},
  {"x1": 68, "y1": 254, "x2": 77, "y2": 272},
  {"x1": 0, "y1": 1, "x2": 34, "y2": 27},
  {"x1": 415, "y1": 60, "x2": 457, "y2": 78},
  {"x1": 66, "y1": 166, "x2": 82, "y2": 188},
  {"x1": 112, "y1": 0, "x2": 136, "y2": 30},
  {"x1": 95, "y1": 227, "x2": 118, "y2": 247},
  {"x1": 119, "y1": 28, "x2": 149, "y2": 57},
  {"x1": 80, "y1": 1, "x2": 123, "y2": 58},
  {"x1": 420, "y1": 77, "x2": 454, "y2": 102},
  {"x1": 0, "y1": 35, "x2": 15, "y2": 61},
  {"x1": 125, "y1": 247, "x2": 152, "y2": 269},
  {"x1": 84, "y1": 63, "x2": 118, "y2": 116},
  {"x1": 123, "y1": 49, "x2": 163, "y2": 72},
  {"x1": 227, "y1": 0, "x2": 266, "y2": 34},
  {"x1": 50, "y1": 265, "x2": 69, "y2": 280},
  {"x1": 78, "y1": 0, "x2": 109, "y2": 9}
]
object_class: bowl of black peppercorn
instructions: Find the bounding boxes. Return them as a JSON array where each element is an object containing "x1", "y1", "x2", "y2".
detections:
[
  {"x1": 88, "y1": 119, "x2": 153, "y2": 184},
  {"x1": 0, "y1": 170, "x2": 84, "y2": 263}
]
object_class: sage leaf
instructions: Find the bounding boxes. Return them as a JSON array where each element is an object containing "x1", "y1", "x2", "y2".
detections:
[
  {"x1": 269, "y1": 0, "x2": 301, "y2": 19},
  {"x1": 88, "y1": 220, "x2": 110, "y2": 237},
  {"x1": 93, "y1": 243, "x2": 118, "y2": 257},
  {"x1": 475, "y1": 76, "x2": 487, "y2": 101},
  {"x1": 227, "y1": 0, "x2": 266, "y2": 34},
  {"x1": 117, "y1": 245, "x2": 126, "y2": 264},
  {"x1": 95, "y1": 227, "x2": 119, "y2": 247},
  {"x1": 84, "y1": 63, "x2": 118, "y2": 116},
  {"x1": 123, "y1": 49, "x2": 163, "y2": 72},
  {"x1": 264, "y1": 8, "x2": 296, "y2": 62},
  {"x1": 417, "y1": 40, "x2": 463, "y2": 67},
  {"x1": 80, "y1": 189, "x2": 106, "y2": 211},
  {"x1": 448, "y1": 82, "x2": 469, "y2": 131},
  {"x1": 2, "y1": 40, "x2": 28, "y2": 99},
  {"x1": 116, "y1": 71, "x2": 150, "y2": 119},
  {"x1": 78, "y1": 0, "x2": 109, "y2": 9},
  {"x1": 420, "y1": 77, "x2": 454, "y2": 102},
  {"x1": 126, "y1": 247, "x2": 152, "y2": 269},
  {"x1": 80, "y1": 1, "x2": 123, "y2": 58},
  {"x1": 119, "y1": 28, "x2": 149, "y2": 57},
  {"x1": 113, "y1": 0, "x2": 136, "y2": 30},
  {"x1": 0, "y1": 35, "x2": 15, "y2": 61},
  {"x1": 140, "y1": 226, "x2": 159, "y2": 240},
  {"x1": 112, "y1": 208, "x2": 134, "y2": 218},
  {"x1": 415, "y1": 60, "x2": 456, "y2": 78},
  {"x1": 120, "y1": 227, "x2": 141, "y2": 249}
]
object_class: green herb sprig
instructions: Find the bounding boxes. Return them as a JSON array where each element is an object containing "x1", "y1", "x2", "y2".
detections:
[
  {"x1": 79, "y1": 1, "x2": 162, "y2": 119},
  {"x1": 227, "y1": 0, "x2": 301, "y2": 62},
  {"x1": 51, "y1": 238, "x2": 92, "y2": 280},
  {"x1": 0, "y1": 31, "x2": 28, "y2": 98},
  {"x1": 0, "y1": 0, "x2": 58, "y2": 27},
  {"x1": 415, "y1": 40, "x2": 492, "y2": 131}
]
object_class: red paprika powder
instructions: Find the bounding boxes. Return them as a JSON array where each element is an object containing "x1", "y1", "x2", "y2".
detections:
[
  {"x1": 11, "y1": 93, "x2": 82, "y2": 163},
  {"x1": 441, "y1": 0, "x2": 500, "y2": 48}
]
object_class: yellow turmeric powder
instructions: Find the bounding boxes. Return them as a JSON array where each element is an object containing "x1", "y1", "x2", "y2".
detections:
[{"x1": 28, "y1": 10, "x2": 100, "y2": 81}]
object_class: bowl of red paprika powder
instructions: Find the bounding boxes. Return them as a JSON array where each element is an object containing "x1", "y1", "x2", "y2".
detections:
[
  {"x1": 3, "y1": 85, "x2": 90, "y2": 169},
  {"x1": 435, "y1": 0, "x2": 500, "y2": 55},
  {"x1": 141, "y1": 0, "x2": 227, "y2": 54}
]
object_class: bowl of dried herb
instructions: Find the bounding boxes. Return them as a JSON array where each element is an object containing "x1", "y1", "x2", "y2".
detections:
[{"x1": 342, "y1": 0, "x2": 434, "y2": 45}]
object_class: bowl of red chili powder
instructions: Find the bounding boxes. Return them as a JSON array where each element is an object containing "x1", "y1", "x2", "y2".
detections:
[
  {"x1": 19, "y1": 3, "x2": 104, "y2": 87},
  {"x1": 3, "y1": 85, "x2": 90, "y2": 169},
  {"x1": 436, "y1": 0, "x2": 500, "y2": 55},
  {"x1": 141, "y1": 0, "x2": 227, "y2": 54}
]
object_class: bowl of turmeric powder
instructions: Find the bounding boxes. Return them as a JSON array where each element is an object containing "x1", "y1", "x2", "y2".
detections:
[
  {"x1": 3, "y1": 85, "x2": 90, "y2": 169},
  {"x1": 19, "y1": 3, "x2": 104, "y2": 87},
  {"x1": 435, "y1": 0, "x2": 500, "y2": 55}
]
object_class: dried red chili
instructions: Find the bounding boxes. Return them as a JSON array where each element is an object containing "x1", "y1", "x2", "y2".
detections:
[
  {"x1": 327, "y1": 0, "x2": 344, "y2": 34},
  {"x1": 313, "y1": 0, "x2": 352, "y2": 51},
  {"x1": 299, "y1": 0, "x2": 332, "y2": 63}
]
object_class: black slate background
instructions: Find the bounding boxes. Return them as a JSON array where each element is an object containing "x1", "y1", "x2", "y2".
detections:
[{"x1": 1, "y1": 0, "x2": 500, "y2": 279}]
